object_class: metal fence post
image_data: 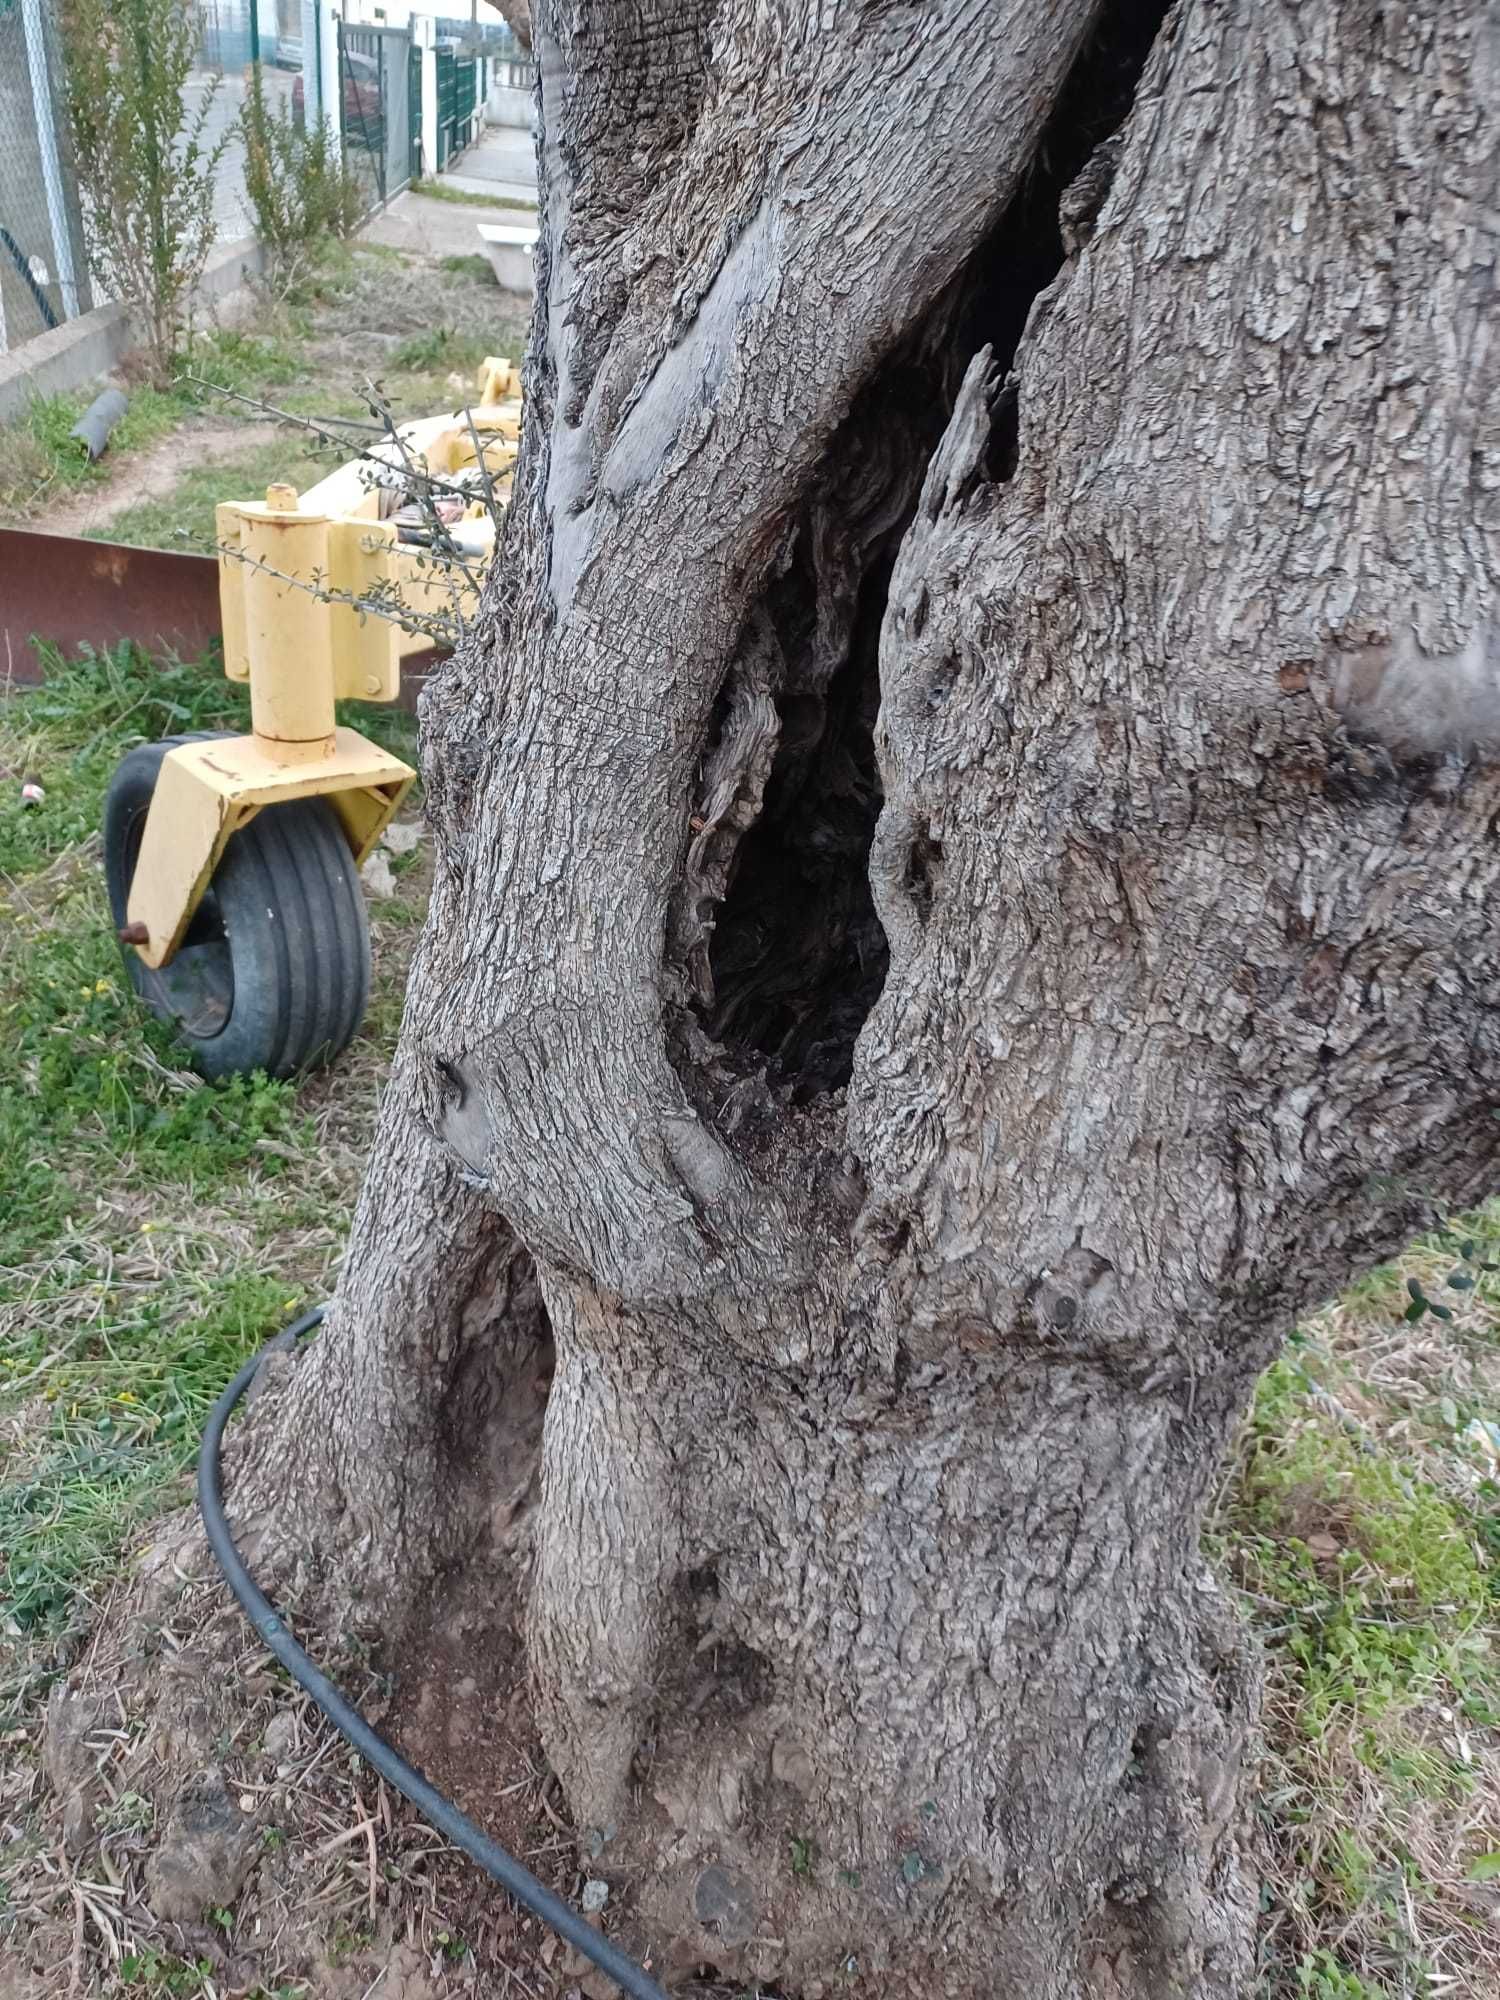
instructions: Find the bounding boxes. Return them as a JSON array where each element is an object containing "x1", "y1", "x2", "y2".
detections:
[
  {"x1": 318, "y1": 0, "x2": 340, "y2": 145},
  {"x1": 19, "y1": 0, "x2": 78, "y2": 318},
  {"x1": 299, "y1": 0, "x2": 321, "y2": 126}
]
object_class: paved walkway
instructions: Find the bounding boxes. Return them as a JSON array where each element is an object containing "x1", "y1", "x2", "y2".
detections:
[
  {"x1": 433, "y1": 126, "x2": 537, "y2": 207},
  {"x1": 360, "y1": 189, "x2": 532, "y2": 261},
  {"x1": 362, "y1": 125, "x2": 538, "y2": 264}
]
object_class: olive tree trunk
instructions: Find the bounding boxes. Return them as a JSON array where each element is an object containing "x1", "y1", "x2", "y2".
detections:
[{"x1": 237, "y1": 2, "x2": 1500, "y2": 1993}]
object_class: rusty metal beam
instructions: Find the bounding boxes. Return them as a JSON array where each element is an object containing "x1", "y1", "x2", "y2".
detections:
[
  {"x1": 0, "y1": 527, "x2": 446, "y2": 699},
  {"x1": 0, "y1": 530, "x2": 223, "y2": 684}
]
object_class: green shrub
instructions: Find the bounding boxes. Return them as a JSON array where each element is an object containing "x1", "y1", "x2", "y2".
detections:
[
  {"x1": 60, "y1": 0, "x2": 229, "y2": 387},
  {"x1": 241, "y1": 68, "x2": 362, "y2": 293}
]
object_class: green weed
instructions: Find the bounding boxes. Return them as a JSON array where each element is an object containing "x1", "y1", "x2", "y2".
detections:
[
  {"x1": 118, "y1": 1946, "x2": 215, "y2": 1993},
  {"x1": 391, "y1": 325, "x2": 492, "y2": 374},
  {"x1": 409, "y1": 178, "x2": 537, "y2": 213},
  {"x1": 440, "y1": 253, "x2": 498, "y2": 284},
  {"x1": 185, "y1": 327, "x2": 306, "y2": 400},
  {"x1": 0, "y1": 648, "x2": 420, "y2": 1642},
  {"x1": 1292, "y1": 1950, "x2": 1387, "y2": 2000},
  {"x1": 1219, "y1": 1285, "x2": 1500, "y2": 1998},
  {"x1": 1226, "y1": 1348, "x2": 1494, "y2": 1772},
  {"x1": 0, "y1": 643, "x2": 242, "y2": 875}
]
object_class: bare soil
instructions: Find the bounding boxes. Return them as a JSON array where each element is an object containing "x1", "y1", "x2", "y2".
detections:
[
  {"x1": 1, "y1": 1505, "x2": 729, "y2": 2000},
  {"x1": 32, "y1": 422, "x2": 282, "y2": 540}
]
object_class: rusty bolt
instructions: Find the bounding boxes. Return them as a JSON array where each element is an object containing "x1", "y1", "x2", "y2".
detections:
[{"x1": 118, "y1": 922, "x2": 149, "y2": 946}]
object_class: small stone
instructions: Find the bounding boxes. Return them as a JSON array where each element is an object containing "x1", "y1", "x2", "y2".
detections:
[
  {"x1": 146, "y1": 1768, "x2": 258, "y2": 1922},
  {"x1": 581, "y1": 1878, "x2": 609, "y2": 1914},
  {"x1": 693, "y1": 1862, "x2": 756, "y2": 1946},
  {"x1": 261, "y1": 1712, "x2": 297, "y2": 1760},
  {"x1": 360, "y1": 849, "x2": 397, "y2": 900},
  {"x1": 381, "y1": 820, "x2": 422, "y2": 856}
]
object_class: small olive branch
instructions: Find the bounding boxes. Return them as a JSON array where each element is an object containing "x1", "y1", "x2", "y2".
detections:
[
  {"x1": 353, "y1": 374, "x2": 485, "y2": 597},
  {"x1": 178, "y1": 373, "x2": 494, "y2": 509},
  {"x1": 180, "y1": 373, "x2": 512, "y2": 646},
  {"x1": 192, "y1": 536, "x2": 467, "y2": 649}
]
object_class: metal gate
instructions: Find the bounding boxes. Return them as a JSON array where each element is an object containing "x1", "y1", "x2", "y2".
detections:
[
  {"x1": 434, "y1": 45, "x2": 477, "y2": 170},
  {"x1": 435, "y1": 45, "x2": 455, "y2": 170},
  {"x1": 338, "y1": 21, "x2": 413, "y2": 212}
]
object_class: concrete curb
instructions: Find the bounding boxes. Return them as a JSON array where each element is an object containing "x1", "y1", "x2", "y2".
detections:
[{"x1": 0, "y1": 234, "x2": 267, "y2": 425}]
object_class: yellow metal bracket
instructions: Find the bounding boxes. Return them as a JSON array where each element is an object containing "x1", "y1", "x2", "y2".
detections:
[
  {"x1": 124, "y1": 358, "x2": 520, "y2": 970},
  {"x1": 126, "y1": 731, "x2": 414, "y2": 970}
]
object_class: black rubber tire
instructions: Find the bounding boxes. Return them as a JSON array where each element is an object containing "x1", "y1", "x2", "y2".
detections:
[{"x1": 104, "y1": 737, "x2": 373, "y2": 1082}]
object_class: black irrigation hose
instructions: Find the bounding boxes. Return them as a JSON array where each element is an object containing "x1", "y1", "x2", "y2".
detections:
[{"x1": 198, "y1": 1306, "x2": 670, "y2": 2000}]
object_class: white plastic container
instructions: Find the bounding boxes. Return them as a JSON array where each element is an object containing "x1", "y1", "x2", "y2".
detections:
[{"x1": 478, "y1": 223, "x2": 538, "y2": 296}]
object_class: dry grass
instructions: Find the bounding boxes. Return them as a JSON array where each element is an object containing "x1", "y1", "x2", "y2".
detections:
[
  {"x1": 1213, "y1": 1237, "x2": 1500, "y2": 1998},
  {"x1": 0, "y1": 1543, "x2": 575, "y2": 1998}
]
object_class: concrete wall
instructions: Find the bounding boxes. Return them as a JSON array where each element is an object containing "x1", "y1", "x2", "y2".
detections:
[
  {"x1": 486, "y1": 82, "x2": 535, "y2": 130},
  {"x1": 0, "y1": 234, "x2": 266, "y2": 425}
]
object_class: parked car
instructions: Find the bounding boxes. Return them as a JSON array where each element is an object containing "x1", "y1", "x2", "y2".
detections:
[{"x1": 291, "y1": 50, "x2": 383, "y2": 145}]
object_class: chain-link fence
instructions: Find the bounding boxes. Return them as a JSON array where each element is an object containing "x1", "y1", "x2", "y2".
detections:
[
  {"x1": 0, "y1": 0, "x2": 428, "y2": 363},
  {"x1": 0, "y1": 1, "x2": 299, "y2": 358},
  {"x1": 191, "y1": 0, "x2": 301, "y2": 244},
  {"x1": 0, "y1": 0, "x2": 89, "y2": 353}
]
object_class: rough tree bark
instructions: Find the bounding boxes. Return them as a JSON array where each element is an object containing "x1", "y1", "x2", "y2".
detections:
[
  {"x1": 235, "y1": 2, "x2": 1500, "y2": 1994},
  {"x1": 494, "y1": 0, "x2": 533, "y2": 52}
]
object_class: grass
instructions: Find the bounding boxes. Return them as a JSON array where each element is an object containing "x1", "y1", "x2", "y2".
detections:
[
  {"x1": 440, "y1": 253, "x2": 499, "y2": 284},
  {"x1": 95, "y1": 435, "x2": 332, "y2": 552},
  {"x1": 0, "y1": 330, "x2": 309, "y2": 522},
  {"x1": 390, "y1": 325, "x2": 494, "y2": 374},
  {"x1": 0, "y1": 645, "x2": 422, "y2": 1664},
  {"x1": 0, "y1": 242, "x2": 528, "y2": 546},
  {"x1": 409, "y1": 179, "x2": 537, "y2": 213},
  {"x1": 1211, "y1": 1228, "x2": 1500, "y2": 1998}
]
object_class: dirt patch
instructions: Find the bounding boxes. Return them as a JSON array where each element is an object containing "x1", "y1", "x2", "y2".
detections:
[
  {"x1": 1, "y1": 1496, "x2": 749, "y2": 1999},
  {"x1": 382, "y1": 1586, "x2": 594, "y2": 1985},
  {"x1": 1, "y1": 1517, "x2": 530, "y2": 1999},
  {"x1": 33, "y1": 420, "x2": 282, "y2": 540}
]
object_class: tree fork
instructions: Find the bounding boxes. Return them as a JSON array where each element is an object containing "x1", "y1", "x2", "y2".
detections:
[{"x1": 234, "y1": 1, "x2": 1500, "y2": 1995}]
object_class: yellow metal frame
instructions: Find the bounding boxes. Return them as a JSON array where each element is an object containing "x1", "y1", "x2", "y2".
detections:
[
  {"x1": 124, "y1": 357, "x2": 522, "y2": 971},
  {"x1": 126, "y1": 732, "x2": 414, "y2": 969}
]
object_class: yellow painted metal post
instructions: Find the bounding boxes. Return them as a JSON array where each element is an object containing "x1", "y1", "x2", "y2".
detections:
[{"x1": 240, "y1": 485, "x2": 338, "y2": 764}]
